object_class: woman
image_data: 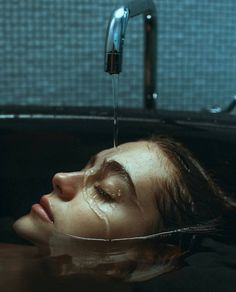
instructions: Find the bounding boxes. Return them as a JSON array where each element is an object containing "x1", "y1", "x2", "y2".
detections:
[
  {"x1": 13, "y1": 136, "x2": 236, "y2": 245},
  {"x1": 2, "y1": 136, "x2": 236, "y2": 291}
]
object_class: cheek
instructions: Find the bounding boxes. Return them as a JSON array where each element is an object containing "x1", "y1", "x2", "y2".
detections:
[
  {"x1": 54, "y1": 195, "x2": 112, "y2": 238},
  {"x1": 52, "y1": 191, "x2": 153, "y2": 239},
  {"x1": 107, "y1": 206, "x2": 150, "y2": 238}
]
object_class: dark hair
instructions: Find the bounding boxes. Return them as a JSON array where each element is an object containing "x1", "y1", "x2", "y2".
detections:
[{"x1": 148, "y1": 136, "x2": 236, "y2": 243}]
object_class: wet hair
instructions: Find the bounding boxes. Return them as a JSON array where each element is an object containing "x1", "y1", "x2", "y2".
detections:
[{"x1": 148, "y1": 136, "x2": 236, "y2": 243}]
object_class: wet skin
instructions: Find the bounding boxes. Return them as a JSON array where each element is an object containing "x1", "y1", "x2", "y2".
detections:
[{"x1": 14, "y1": 141, "x2": 170, "y2": 245}]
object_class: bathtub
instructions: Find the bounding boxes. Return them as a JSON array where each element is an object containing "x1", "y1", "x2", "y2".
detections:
[{"x1": 0, "y1": 106, "x2": 236, "y2": 226}]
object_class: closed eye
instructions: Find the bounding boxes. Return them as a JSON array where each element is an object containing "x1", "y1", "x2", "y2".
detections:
[{"x1": 94, "y1": 185, "x2": 114, "y2": 202}]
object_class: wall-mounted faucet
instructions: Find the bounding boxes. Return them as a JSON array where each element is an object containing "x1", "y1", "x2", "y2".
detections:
[{"x1": 104, "y1": 0, "x2": 157, "y2": 110}]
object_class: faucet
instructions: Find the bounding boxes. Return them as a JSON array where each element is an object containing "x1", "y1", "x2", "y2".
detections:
[{"x1": 104, "y1": 0, "x2": 157, "y2": 110}]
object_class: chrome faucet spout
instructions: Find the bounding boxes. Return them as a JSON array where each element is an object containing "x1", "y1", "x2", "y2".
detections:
[{"x1": 104, "y1": 0, "x2": 157, "y2": 109}]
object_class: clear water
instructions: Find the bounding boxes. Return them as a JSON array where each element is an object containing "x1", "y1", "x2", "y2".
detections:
[
  {"x1": 112, "y1": 75, "x2": 119, "y2": 148},
  {"x1": 41, "y1": 222, "x2": 215, "y2": 282},
  {"x1": 46, "y1": 231, "x2": 184, "y2": 282},
  {"x1": 0, "y1": 231, "x2": 186, "y2": 292}
]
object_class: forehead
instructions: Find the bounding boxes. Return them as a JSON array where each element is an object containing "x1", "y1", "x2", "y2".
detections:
[{"x1": 96, "y1": 141, "x2": 169, "y2": 190}]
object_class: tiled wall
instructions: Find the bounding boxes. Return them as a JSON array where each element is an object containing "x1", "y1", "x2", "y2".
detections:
[{"x1": 0, "y1": 0, "x2": 236, "y2": 111}]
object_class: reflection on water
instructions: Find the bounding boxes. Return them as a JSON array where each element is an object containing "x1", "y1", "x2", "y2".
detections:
[
  {"x1": 0, "y1": 243, "x2": 131, "y2": 292},
  {"x1": 45, "y1": 230, "x2": 184, "y2": 282},
  {"x1": 44, "y1": 219, "x2": 219, "y2": 283},
  {"x1": 1, "y1": 221, "x2": 218, "y2": 291}
]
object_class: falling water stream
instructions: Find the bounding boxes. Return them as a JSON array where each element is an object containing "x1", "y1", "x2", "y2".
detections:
[{"x1": 112, "y1": 74, "x2": 119, "y2": 148}]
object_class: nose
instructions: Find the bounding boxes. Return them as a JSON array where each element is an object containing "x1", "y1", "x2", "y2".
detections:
[{"x1": 52, "y1": 172, "x2": 83, "y2": 201}]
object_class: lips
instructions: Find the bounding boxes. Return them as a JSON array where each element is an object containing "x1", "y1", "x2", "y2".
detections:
[{"x1": 31, "y1": 196, "x2": 54, "y2": 223}]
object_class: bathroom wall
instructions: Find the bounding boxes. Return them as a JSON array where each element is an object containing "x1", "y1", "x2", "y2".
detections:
[{"x1": 0, "y1": 0, "x2": 236, "y2": 111}]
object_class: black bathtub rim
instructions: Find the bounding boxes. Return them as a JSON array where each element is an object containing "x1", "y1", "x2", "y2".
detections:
[{"x1": 0, "y1": 105, "x2": 235, "y2": 143}]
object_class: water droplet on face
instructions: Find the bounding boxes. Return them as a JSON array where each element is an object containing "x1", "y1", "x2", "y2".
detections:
[{"x1": 117, "y1": 189, "x2": 121, "y2": 197}]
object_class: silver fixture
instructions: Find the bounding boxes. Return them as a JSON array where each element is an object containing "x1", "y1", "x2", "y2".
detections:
[
  {"x1": 104, "y1": 0, "x2": 157, "y2": 110},
  {"x1": 204, "y1": 96, "x2": 236, "y2": 114}
]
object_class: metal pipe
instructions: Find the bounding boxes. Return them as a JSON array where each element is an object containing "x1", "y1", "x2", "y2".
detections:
[{"x1": 104, "y1": 0, "x2": 157, "y2": 110}]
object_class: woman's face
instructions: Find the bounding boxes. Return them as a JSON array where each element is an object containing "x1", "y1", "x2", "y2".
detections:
[{"x1": 14, "y1": 141, "x2": 169, "y2": 245}]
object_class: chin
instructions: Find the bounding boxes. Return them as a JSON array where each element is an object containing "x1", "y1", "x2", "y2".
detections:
[{"x1": 13, "y1": 213, "x2": 53, "y2": 246}]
